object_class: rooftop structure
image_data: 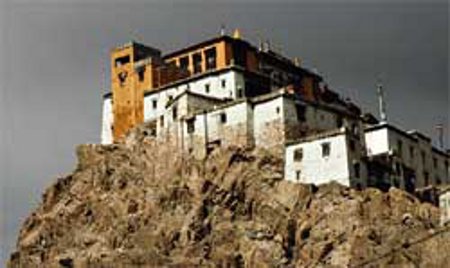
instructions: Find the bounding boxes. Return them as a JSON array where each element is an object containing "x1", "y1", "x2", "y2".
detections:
[{"x1": 101, "y1": 32, "x2": 449, "y2": 195}]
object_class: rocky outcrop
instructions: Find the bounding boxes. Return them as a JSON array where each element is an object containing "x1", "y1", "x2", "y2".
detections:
[{"x1": 8, "y1": 124, "x2": 450, "y2": 267}]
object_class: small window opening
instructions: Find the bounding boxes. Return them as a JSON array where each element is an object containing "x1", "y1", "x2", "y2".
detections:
[
  {"x1": 172, "y1": 106, "x2": 178, "y2": 120},
  {"x1": 237, "y1": 88, "x2": 244, "y2": 98},
  {"x1": 187, "y1": 119, "x2": 195, "y2": 134},
  {"x1": 205, "y1": 84, "x2": 210, "y2": 93},
  {"x1": 296, "y1": 170, "x2": 301, "y2": 181},
  {"x1": 137, "y1": 68, "x2": 145, "y2": 82},
  {"x1": 322, "y1": 142, "x2": 331, "y2": 157},
  {"x1": 220, "y1": 113, "x2": 227, "y2": 124},
  {"x1": 354, "y1": 162, "x2": 361, "y2": 178},
  {"x1": 221, "y1": 79, "x2": 226, "y2": 88},
  {"x1": 152, "y1": 100, "x2": 157, "y2": 109},
  {"x1": 192, "y1": 53, "x2": 202, "y2": 74},
  {"x1": 115, "y1": 55, "x2": 130, "y2": 67},
  {"x1": 293, "y1": 148, "x2": 303, "y2": 162},
  {"x1": 205, "y1": 47, "x2": 217, "y2": 70},
  {"x1": 295, "y1": 105, "x2": 306, "y2": 122}
]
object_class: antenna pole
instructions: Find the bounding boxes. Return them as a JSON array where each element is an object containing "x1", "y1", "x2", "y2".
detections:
[
  {"x1": 436, "y1": 123, "x2": 444, "y2": 149},
  {"x1": 376, "y1": 80, "x2": 387, "y2": 122}
]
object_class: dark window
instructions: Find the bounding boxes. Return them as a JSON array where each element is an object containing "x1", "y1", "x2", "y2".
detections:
[
  {"x1": 192, "y1": 53, "x2": 202, "y2": 74},
  {"x1": 424, "y1": 171, "x2": 430, "y2": 185},
  {"x1": 179, "y1": 56, "x2": 189, "y2": 72},
  {"x1": 293, "y1": 148, "x2": 303, "y2": 162},
  {"x1": 436, "y1": 176, "x2": 442, "y2": 185},
  {"x1": 172, "y1": 106, "x2": 178, "y2": 120},
  {"x1": 397, "y1": 140, "x2": 403, "y2": 157},
  {"x1": 220, "y1": 113, "x2": 227, "y2": 124},
  {"x1": 276, "y1": 107, "x2": 280, "y2": 114},
  {"x1": 221, "y1": 79, "x2": 226, "y2": 88},
  {"x1": 187, "y1": 119, "x2": 195, "y2": 133},
  {"x1": 349, "y1": 139, "x2": 356, "y2": 151},
  {"x1": 138, "y1": 68, "x2": 145, "y2": 82},
  {"x1": 237, "y1": 88, "x2": 243, "y2": 98},
  {"x1": 421, "y1": 151, "x2": 426, "y2": 166},
  {"x1": 296, "y1": 105, "x2": 306, "y2": 122},
  {"x1": 205, "y1": 47, "x2": 217, "y2": 70},
  {"x1": 410, "y1": 146, "x2": 414, "y2": 159},
  {"x1": 205, "y1": 84, "x2": 210, "y2": 93},
  {"x1": 160, "y1": 115, "x2": 164, "y2": 127},
  {"x1": 354, "y1": 163, "x2": 361, "y2": 178},
  {"x1": 296, "y1": 170, "x2": 301, "y2": 181},
  {"x1": 433, "y1": 157, "x2": 437, "y2": 168},
  {"x1": 322, "y1": 142, "x2": 331, "y2": 157},
  {"x1": 152, "y1": 100, "x2": 157, "y2": 109},
  {"x1": 115, "y1": 55, "x2": 130, "y2": 67},
  {"x1": 336, "y1": 116, "x2": 343, "y2": 128}
]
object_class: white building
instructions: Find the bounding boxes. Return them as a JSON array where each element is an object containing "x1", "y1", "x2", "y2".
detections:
[
  {"x1": 285, "y1": 128, "x2": 367, "y2": 187},
  {"x1": 365, "y1": 123, "x2": 450, "y2": 192},
  {"x1": 440, "y1": 189, "x2": 450, "y2": 226}
]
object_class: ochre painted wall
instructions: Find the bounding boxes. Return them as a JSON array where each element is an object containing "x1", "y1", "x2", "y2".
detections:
[{"x1": 111, "y1": 45, "x2": 145, "y2": 142}]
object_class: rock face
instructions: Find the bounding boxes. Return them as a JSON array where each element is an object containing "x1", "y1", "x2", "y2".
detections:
[{"x1": 8, "y1": 125, "x2": 450, "y2": 267}]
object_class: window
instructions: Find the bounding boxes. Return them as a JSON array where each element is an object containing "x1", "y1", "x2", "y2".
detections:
[
  {"x1": 293, "y1": 148, "x2": 303, "y2": 162},
  {"x1": 424, "y1": 171, "x2": 430, "y2": 185},
  {"x1": 237, "y1": 87, "x2": 244, "y2": 98},
  {"x1": 322, "y1": 142, "x2": 331, "y2": 157},
  {"x1": 421, "y1": 151, "x2": 426, "y2": 166},
  {"x1": 205, "y1": 47, "x2": 217, "y2": 70},
  {"x1": 187, "y1": 119, "x2": 195, "y2": 133},
  {"x1": 152, "y1": 99, "x2": 157, "y2": 109},
  {"x1": 296, "y1": 105, "x2": 306, "y2": 122},
  {"x1": 179, "y1": 56, "x2": 189, "y2": 72},
  {"x1": 221, "y1": 79, "x2": 226, "y2": 88},
  {"x1": 192, "y1": 53, "x2": 202, "y2": 74},
  {"x1": 276, "y1": 107, "x2": 280, "y2": 114},
  {"x1": 336, "y1": 116, "x2": 343, "y2": 128},
  {"x1": 137, "y1": 68, "x2": 145, "y2": 82},
  {"x1": 433, "y1": 157, "x2": 437, "y2": 168},
  {"x1": 354, "y1": 163, "x2": 361, "y2": 178},
  {"x1": 205, "y1": 83, "x2": 210, "y2": 93},
  {"x1": 296, "y1": 170, "x2": 301, "y2": 181},
  {"x1": 160, "y1": 115, "x2": 164, "y2": 127},
  {"x1": 220, "y1": 113, "x2": 227, "y2": 124},
  {"x1": 172, "y1": 106, "x2": 178, "y2": 120},
  {"x1": 409, "y1": 146, "x2": 414, "y2": 159},
  {"x1": 436, "y1": 176, "x2": 442, "y2": 185},
  {"x1": 349, "y1": 139, "x2": 356, "y2": 151},
  {"x1": 115, "y1": 55, "x2": 130, "y2": 67},
  {"x1": 397, "y1": 140, "x2": 403, "y2": 157}
]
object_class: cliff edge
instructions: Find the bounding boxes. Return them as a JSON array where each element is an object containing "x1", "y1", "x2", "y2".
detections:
[{"x1": 8, "y1": 124, "x2": 450, "y2": 267}]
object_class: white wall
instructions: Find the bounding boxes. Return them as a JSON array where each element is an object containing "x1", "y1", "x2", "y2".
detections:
[
  {"x1": 101, "y1": 98, "x2": 113, "y2": 144},
  {"x1": 365, "y1": 128, "x2": 389, "y2": 156},
  {"x1": 365, "y1": 125, "x2": 450, "y2": 188},
  {"x1": 285, "y1": 133, "x2": 352, "y2": 186},
  {"x1": 253, "y1": 97, "x2": 284, "y2": 148},
  {"x1": 143, "y1": 70, "x2": 243, "y2": 122}
]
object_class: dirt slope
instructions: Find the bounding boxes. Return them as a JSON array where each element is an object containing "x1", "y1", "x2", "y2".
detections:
[{"x1": 8, "y1": 125, "x2": 450, "y2": 267}]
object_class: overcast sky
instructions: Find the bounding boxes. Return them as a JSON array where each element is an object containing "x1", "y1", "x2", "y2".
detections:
[{"x1": 1, "y1": 0, "x2": 448, "y2": 263}]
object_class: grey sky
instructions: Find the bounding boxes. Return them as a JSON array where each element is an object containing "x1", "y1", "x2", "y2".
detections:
[{"x1": 1, "y1": 0, "x2": 448, "y2": 263}]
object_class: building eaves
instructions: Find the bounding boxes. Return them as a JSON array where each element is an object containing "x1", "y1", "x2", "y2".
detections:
[{"x1": 285, "y1": 127, "x2": 347, "y2": 146}]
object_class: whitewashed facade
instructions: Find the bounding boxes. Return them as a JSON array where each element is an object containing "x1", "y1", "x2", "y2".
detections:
[
  {"x1": 365, "y1": 123, "x2": 450, "y2": 191},
  {"x1": 285, "y1": 128, "x2": 367, "y2": 187},
  {"x1": 440, "y1": 190, "x2": 450, "y2": 226}
]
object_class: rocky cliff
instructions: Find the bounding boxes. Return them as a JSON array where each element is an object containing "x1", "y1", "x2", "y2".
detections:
[{"x1": 8, "y1": 124, "x2": 450, "y2": 267}]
